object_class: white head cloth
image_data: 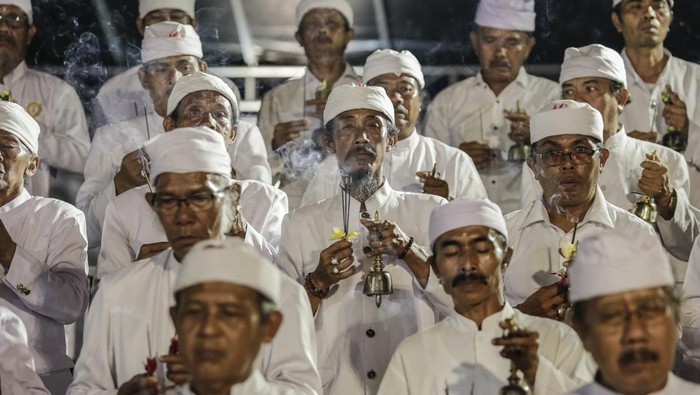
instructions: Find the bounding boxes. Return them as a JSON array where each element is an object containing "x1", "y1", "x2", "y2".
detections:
[
  {"x1": 0, "y1": 101, "x2": 39, "y2": 154},
  {"x1": 141, "y1": 21, "x2": 202, "y2": 64},
  {"x1": 296, "y1": 0, "x2": 354, "y2": 27},
  {"x1": 0, "y1": 0, "x2": 32, "y2": 24},
  {"x1": 167, "y1": 71, "x2": 238, "y2": 116},
  {"x1": 530, "y1": 99, "x2": 604, "y2": 144},
  {"x1": 175, "y1": 238, "x2": 281, "y2": 305},
  {"x1": 429, "y1": 197, "x2": 507, "y2": 247},
  {"x1": 143, "y1": 127, "x2": 231, "y2": 183},
  {"x1": 569, "y1": 232, "x2": 673, "y2": 303},
  {"x1": 363, "y1": 49, "x2": 425, "y2": 89},
  {"x1": 139, "y1": 0, "x2": 195, "y2": 19},
  {"x1": 612, "y1": 0, "x2": 673, "y2": 7},
  {"x1": 560, "y1": 44, "x2": 627, "y2": 87},
  {"x1": 475, "y1": 0, "x2": 536, "y2": 32},
  {"x1": 323, "y1": 84, "x2": 395, "y2": 125}
]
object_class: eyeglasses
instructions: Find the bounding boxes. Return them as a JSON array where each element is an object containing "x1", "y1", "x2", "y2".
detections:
[
  {"x1": 150, "y1": 186, "x2": 229, "y2": 215},
  {"x1": 532, "y1": 147, "x2": 600, "y2": 166},
  {"x1": 0, "y1": 13, "x2": 27, "y2": 29},
  {"x1": 593, "y1": 298, "x2": 671, "y2": 333}
]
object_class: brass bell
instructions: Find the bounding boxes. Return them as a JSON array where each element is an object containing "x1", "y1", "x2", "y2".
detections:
[
  {"x1": 661, "y1": 131, "x2": 687, "y2": 152},
  {"x1": 507, "y1": 143, "x2": 531, "y2": 164},
  {"x1": 499, "y1": 318, "x2": 531, "y2": 395},
  {"x1": 631, "y1": 194, "x2": 657, "y2": 224},
  {"x1": 362, "y1": 210, "x2": 393, "y2": 307}
]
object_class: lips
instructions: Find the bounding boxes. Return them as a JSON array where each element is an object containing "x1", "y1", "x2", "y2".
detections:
[{"x1": 195, "y1": 348, "x2": 227, "y2": 362}]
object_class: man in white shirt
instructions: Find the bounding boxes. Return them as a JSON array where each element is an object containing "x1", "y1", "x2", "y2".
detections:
[
  {"x1": 97, "y1": 72, "x2": 286, "y2": 278},
  {"x1": 0, "y1": 303, "x2": 49, "y2": 394},
  {"x1": 505, "y1": 100, "x2": 656, "y2": 320},
  {"x1": 423, "y1": 0, "x2": 560, "y2": 213},
  {"x1": 612, "y1": 0, "x2": 700, "y2": 207},
  {"x1": 258, "y1": 0, "x2": 360, "y2": 209},
  {"x1": 379, "y1": 198, "x2": 592, "y2": 394},
  {"x1": 0, "y1": 0, "x2": 89, "y2": 199},
  {"x1": 302, "y1": 49, "x2": 487, "y2": 206},
  {"x1": 568, "y1": 231, "x2": 700, "y2": 394},
  {"x1": 0, "y1": 101, "x2": 89, "y2": 394},
  {"x1": 277, "y1": 84, "x2": 451, "y2": 394},
  {"x1": 169, "y1": 238, "x2": 294, "y2": 395},
  {"x1": 521, "y1": 44, "x2": 699, "y2": 274},
  {"x1": 68, "y1": 128, "x2": 320, "y2": 395}
]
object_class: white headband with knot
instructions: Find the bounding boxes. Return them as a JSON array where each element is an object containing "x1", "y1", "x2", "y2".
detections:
[
  {"x1": 139, "y1": 0, "x2": 195, "y2": 19},
  {"x1": 323, "y1": 84, "x2": 395, "y2": 126},
  {"x1": 530, "y1": 100, "x2": 604, "y2": 144},
  {"x1": 0, "y1": 101, "x2": 40, "y2": 154},
  {"x1": 560, "y1": 44, "x2": 627, "y2": 87},
  {"x1": 141, "y1": 21, "x2": 202, "y2": 64},
  {"x1": 363, "y1": 49, "x2": 425, "y2": 89}
]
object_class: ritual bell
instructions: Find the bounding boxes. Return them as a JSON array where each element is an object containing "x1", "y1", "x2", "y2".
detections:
[
  {"x1": 631, "y1": 194, "x2": 657, "y2": 224},
  {"x1": 499, "y1": 317, "x2": 531, "y2": 395},
  {"x1": 507, "y1": 143, "x2": 531, "y2": 164},
  {"x1": 661, "y1": 131, "x2": 687, "y2": 153},
  {"x1": 362, "y1": 211, "x2": 393, "y2": 307}
]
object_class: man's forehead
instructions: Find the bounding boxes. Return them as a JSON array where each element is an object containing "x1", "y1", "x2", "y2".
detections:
[
  {"x1": 437, "y1": 226, "x2": 496, "y2": 243},
  {"x1": 562, "y1": 76, "x2": 610, "y2": 87},
  {"x1": 179, "y1": 281, "x2": 258, "y2": 302},
  {"x1": 336, "y1": 108, "x2": 385, "y2": 120},
  {"x1": 147, "y1": 54, "x2": 199, "y2": 67},
  {"x1": 301, "y1": 7, "x2": 345, "y2": 23},
  {"x1": 369, "y1": 73, "x2": 418, "y2": 86},
  {"x1": 0, "y1": 129, "x2": 19, "y2": 142},
  {"x1": 0, "y1": 4, "x2": 25, "y2": 15},
  {"x1": 180, "y1": 90, "x2": 233, "y2": 107},
  {"x1": 589, "y1": 287, "x2": 667, "y2": 307},
  {"x1": 476, "y1": 25, "x2": 527, "y2": 38},
  {"x1": 155, "y1": 171, "x2": 221, "y2": 191},
  {"x1": 538, "y1": 134, "x2": 595, "y2": 147}
]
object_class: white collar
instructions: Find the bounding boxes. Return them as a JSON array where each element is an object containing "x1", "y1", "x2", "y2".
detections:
[
  {"x1": 0, "y1": 188, "x2": 31, "y2": 214},
  {"x1": 522, "y1": 186, "x2": 614, "y2": 231},
  {"x1": 448, "y1": 302, "x2": 514, "y2": 333}
]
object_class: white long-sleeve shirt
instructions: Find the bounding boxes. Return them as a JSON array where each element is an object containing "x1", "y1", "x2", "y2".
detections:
[
  {"x1": 378, "y1": 303, "x2": 592, "y2": 395},
  {"x1": 96, "y1": 180, "x2": 287, "y2": 278},
  {"x1": 276, "y1": 181, "x2": 452, "y2": 395},
  {"x1": 679, "y1": 236, "x2": 700, "y2": 382},
  {"x1": 77, "y1": 115, "x2": 271, "y2": 247},
  {"x1": 0, "y1": 61, "x2": 90, "y2": 198},
  {"x1": 521, "y1": 128, "x2": 700, "y2": 275},
  {"x1": 423, "y1": 68, "x2": 560, "y2": 214},
  {"x1": 568, "y1": 373, "x2": 700, "y2": 394},
  {"x1": 68, "y1": 249, "x2": 321, "y2": 395},
  {"x1": 172, "y1": 371, "x2": 295, "y2": 395},
  {"x1": 0, "y1": 189, "x2": 89, "y2": 388},
  {"x1": 619, "y1": 48, "x2": 700, "y2": 209},
  {"x1": 258, "y1": 64, "x2": 361, "y2": 209},
  {"x1": 300, "y1": 130, "x2": 487, "y2": 206},
  {"x1": 504, "y1": 187, "x2": 657, "y2": 306},
  {"x1": 0, "y1": 303, "x2": 50, "y2": 395}
]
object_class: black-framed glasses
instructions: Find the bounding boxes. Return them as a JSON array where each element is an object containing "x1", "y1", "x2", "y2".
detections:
[
  {"x1": 150, "y1": 186, "x2": 229, "y2": 215},
  {"x1": 532, "y1": 147, "x2": 600, "y2": 166},
  {"x1": 0, "y1": 13, "x2": 27, "y2": 28}
]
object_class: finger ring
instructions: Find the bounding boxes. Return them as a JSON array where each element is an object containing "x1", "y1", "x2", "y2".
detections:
[
  {"x1": 557, "y1": 305, "x2": 567, "y2": 320},
  {"x1": 330, "y1": 256, "x2": 339, "y2": 266},
  {"x1": 332, "y1": 267, "x2": 339, "y2": 275}
]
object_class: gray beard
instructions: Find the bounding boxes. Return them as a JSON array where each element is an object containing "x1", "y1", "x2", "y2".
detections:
[
  {"x1": 0, "y1": 52, "x2": 21, "y2": 78},
  {"x1": 343, "y1": 169, "x2": 380, "y2": 202}
]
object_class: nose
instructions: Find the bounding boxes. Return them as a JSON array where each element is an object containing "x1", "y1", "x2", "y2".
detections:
[
  {"x1": 199, "y1": 112, "x2": 220, "y2": 131},
  {"x1": 642, "y1": 3, "x2": 656, "y2": 18},
  {"x1": 389, "y1": 90, "x2": 404, "y2": 106},
  {"x1": 621, "y1": 311, "x2": 649, "y2": 345},
  {"x1": 173, "y1": 200, "x2": 196, "y2": 224}
]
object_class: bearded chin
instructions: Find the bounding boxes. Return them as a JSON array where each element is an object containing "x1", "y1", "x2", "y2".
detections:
[{"x1": 341, "y1": 168, "x2": 379, "y2": 201}]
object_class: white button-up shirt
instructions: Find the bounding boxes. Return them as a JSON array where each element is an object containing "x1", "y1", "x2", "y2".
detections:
[
  {"x1": 77, "y1": 116, "x2": 271, "y2": 247},
  {"x1": 0, "y1": 189, "x2": 89, "y2": 383},
  {"x1": 378, "y1": 303, "x2": 592, "y2": 395},
  {"x1": 276, "y1": 181, "x2": 452, "y2": 395},
  {"x1": 680, "y1": 236, "x2": 700, "y2": 381},
  {"x1": 423, "y1": 68, "x2": 560, "y2": 214},
  {"x1": 0, "y1": 61, "x2": 90, "y2": 198},
  {"x1": 619, "y1": 49, "x2": 700, "y2": 208},
  {"x1": 300, "y1": 130, "x2": 487, "y2": 206},
  {"x1": 0, "y1": 303, "x2": 50, "y2": 395},
  {"x1": 97, "y1": 180, "x2": 287, "y2": 278},
  {"x1": 172, "y1": 370, "x2": 295, "y2": 395},
  {"x1": 521, "y1": 128, "x2": 700, "y2": 276},
  {"x1": 568, "y1": 373, "x2": 700, "y2": 394},
  {"x1": 504, "y1": 187, "x2": 657, "y2": 306},
  {"x1": 258, "y1": 64, "x2": 361, "y2": 209},
  {"x1": 68, "y1": 249, "x2": 321, "y2": 395}
]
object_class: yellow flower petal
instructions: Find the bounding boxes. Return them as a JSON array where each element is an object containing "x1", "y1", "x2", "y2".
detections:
[{"x1": 561, "y1": 243, "x2": 577, "y2": 260}]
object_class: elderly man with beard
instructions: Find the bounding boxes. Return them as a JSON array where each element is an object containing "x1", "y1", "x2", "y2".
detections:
[
  {"x1": 0, "y1": 0, "x2": 89, "y2": 199},
  {"x1": 504, "y1": 100, "x2": 656, "y2": 321},
  {"x1": 96, "y1": 72, "x2": 287, "y2": 279},
  {"x1": 423, "y1": 0, "x2": 559, "y2": 214},
  {"x1": 301, "y1": 49, "x2": 486, "y2": 206},
  {"x1": 258, "y1": 0, "x2": 360, "y2": 209},
  {"x1": 68, "y1": 128, "x2": 320, "y2": 395},
  {"x1": 568, "y1": 231, "x2": 700, "y2": 394},
  {"x1": 378, "y1": 198, "x2": 591, "y2": 394},
  {"x1": 277, "y1": 84, "x2": 451, "y2": 394},
  {"x1": 0, "y1": 101, "x2": 89, "y2": 394}
]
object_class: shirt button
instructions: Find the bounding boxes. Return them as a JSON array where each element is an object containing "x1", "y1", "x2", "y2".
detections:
[
  {"x1": 367, "y1": 369, "x2": 376, "y2": 380},
  {"x1": 493, "y1": 126, "x2": 498, "y2": 130},
  {"x1": 366, "y1": 329, "x2": 375, "y2": 338},
  {"x1": 491, "y1": 180, "x2": 496, "y2": 184}
]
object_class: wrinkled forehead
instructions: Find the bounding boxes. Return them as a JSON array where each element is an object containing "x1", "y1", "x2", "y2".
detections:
[
  {"x1": 583, "y1": 287, "x2": 669, "y2": 310},
  {"x1": 154, "y1": 171, "x2": 225, "y2": 192},
  {"x1": 535, "y1": 134, "x2": 598, "y2": 148},
  {"x1": 0, "y1": 4, "x2": 26, "y2": 16}
]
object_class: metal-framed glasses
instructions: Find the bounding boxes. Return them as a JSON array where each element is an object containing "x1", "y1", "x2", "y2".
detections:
[
  {"x1": 532, "y1": 147, "x2": 601, "y2": 166},
  {"x1": 0, "y1": 13, "x2": 27, "y2": 28},
  {"x1": 150, "y1": 186, "x2": 229, "y2": 215}
]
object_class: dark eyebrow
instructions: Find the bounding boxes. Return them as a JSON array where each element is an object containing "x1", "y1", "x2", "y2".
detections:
[{"x1": 583, "y1": 79, "x2": 602, "y2": 85}]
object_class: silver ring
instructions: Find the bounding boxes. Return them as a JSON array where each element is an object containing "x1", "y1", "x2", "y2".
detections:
[
  {"x1": 332, "y1": 267, "x2": 339, "y2": 275},
  {"x1": 330, "y1": 256, "x2": 339, "y2": 266},
  {"x1": 557, "y1": 305, "x2": 567, "y2": 319}
]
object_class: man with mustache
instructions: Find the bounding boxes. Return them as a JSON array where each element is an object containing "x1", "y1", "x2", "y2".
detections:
[
  {"x1": 258, "y1": 0, "x2": 360, "y2": 209},
  {"x1": 504, "y1": 100, "x2": 656, "y2": 321},
  {"x1": 301, "y1": 49, "x2": 487, "y2": 205},
  {"x1": 611, "y1": 0, "x2": 700, "y2": 207},
  {"x1": 378, "y1": 198, "x2": 591, "y2": 394},
  {"x1": 68, "y1": 128, "x2": 320, "y2": 395},
  {"x1": 568, "y1": 231, "x2": 700, "y2": 394},
  {"x1": 276, "y1": 84, "x2": 451, "y2": 394},
  {"x1": 0, "y1": 0, "x2": 89, "y2": 199},
  {"x1": 422, "y1": 0, "x2": 559, "y2": 214}
]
